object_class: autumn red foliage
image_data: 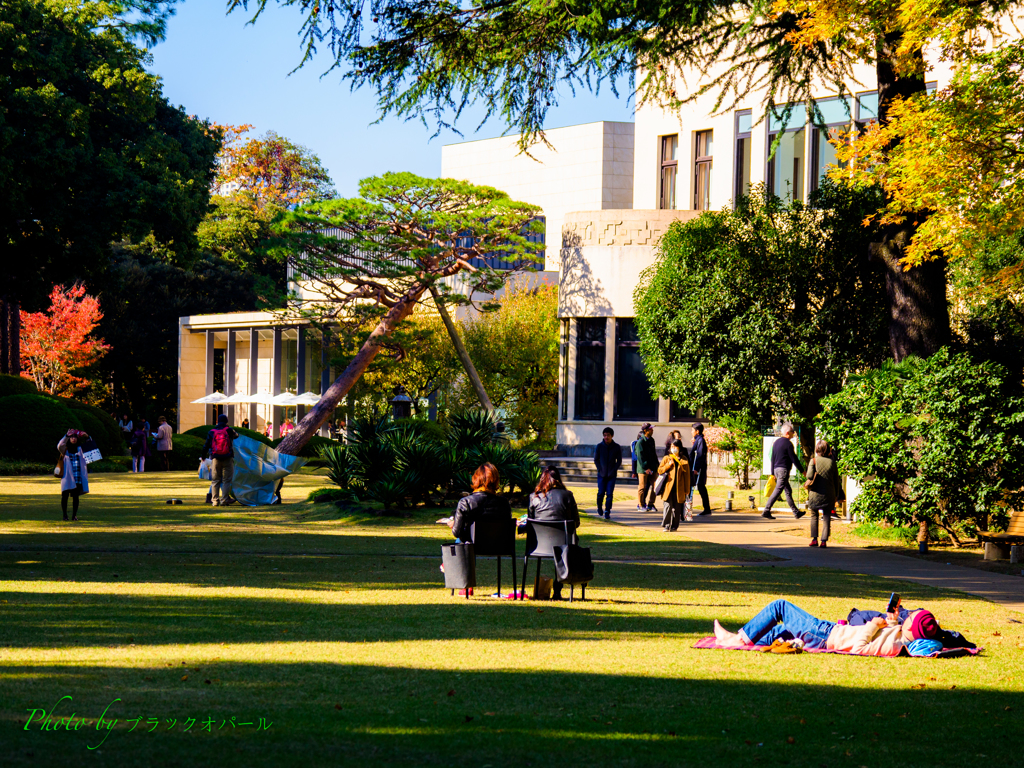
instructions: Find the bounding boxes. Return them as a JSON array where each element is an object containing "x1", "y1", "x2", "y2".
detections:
[{"x1": 20, "y1": 284, "x2": 110, "y2": 396}]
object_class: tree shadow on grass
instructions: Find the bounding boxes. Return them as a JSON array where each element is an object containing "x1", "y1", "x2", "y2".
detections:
[{"x1": 5, "y1": 663, "x2": 1017, "y2": 768}]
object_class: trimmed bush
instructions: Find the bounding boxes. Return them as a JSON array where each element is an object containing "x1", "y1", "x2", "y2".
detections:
[
  {"x1": 88, "y1": 458, "x2": 130, "y2": 473},
  {"x1": 60, "y1": 399, "x2": 123, "y2": 457},
  {"x1": 184, "y1": 424, "x2": 273, "y2": 446},
  {"x1": 168, "y1": 434, "x2": 206, "y2": 471},
  {"x1": 306, "y1": 487, "x2": 352, "y2": 504},
  {"x1": 0, "y1": 394, "x2": 82, "y2": 462},
  {"x1": 0, "y1": 459, "x2": 54, "y2": 476},
  {"x1": 271, "y1": 433, "x2": 338, "y2": 458},
  {"x1": 0, "y1": 374, "x2": 37, "y2": 398}
]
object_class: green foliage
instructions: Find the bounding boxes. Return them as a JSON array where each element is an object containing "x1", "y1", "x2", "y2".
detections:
[
  {"x1": 0, "y1": 459, "x2": 53, "y2": 476},
  {"x1": 183, "y1": 424, "x2": 274, "y2": 445},
  {"x1": 270, "y1": 434, "x2": 337, "y2": 459},
  {"x1": 445, "y1": 409, "x2": 497, "y2": 452},
  {"x1": 0, "y1": 0, "x2": 221, "y2": 313},
  {"x1": 306, "y1": 486, "x2": 352, "y2": 504},
  {"x1": 58, "y1": 399, "x2": 123, "y2": 458},
  {"x1": 460, "y1": 286, "x2": 559, "y2": 442},
  {"x1": 713, "y1": 413, "x2": 763, "y2": 489},
  {"x1": 817, "y1": 349, "x2": 1024, "y2": 543},
  {"x1": 393, "y1": 417, "x2": 446, "y2": 443},
  {"x1": 0, "y1": 374, "x2": 37, "y2": 398},
  {"x1": 168, "y1": 434, "x2": 206, "y2": 472},
  {"x1": 318, "y1": 445, "x2": 352, "y2": 490},
  {"x1": 0, "y1": 394, "x2": 81, "y2": 462},
  {"x1": 634, "y1": 183, "x2": 889, "y2": 458},
  {"x1": 88, "y1": 458, "x2": 131, "y2": 474}
]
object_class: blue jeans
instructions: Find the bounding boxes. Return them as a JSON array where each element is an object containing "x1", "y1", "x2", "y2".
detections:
[
  {"x1": 596, "y1": 476, "x2": 616, "y2": 512},
  {"x1": 741, "y1": 599, "x2": 836, "y2": 648}
]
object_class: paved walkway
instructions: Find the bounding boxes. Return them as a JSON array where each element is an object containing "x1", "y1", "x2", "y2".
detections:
[{"x1": 582, "y1": 491, "x2": 1024, "y2": 613}]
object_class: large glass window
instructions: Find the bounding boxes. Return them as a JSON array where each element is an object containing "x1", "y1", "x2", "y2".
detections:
[
  {"x1": 614, "y1": 318, "x2": 657, "y2": 421},
  {"x1": 574, "y1": 318, "x2": 606, "y2": 421},
  {"x1": 810, "y1": 96, "x2": 852, "y2": 192},
  {"x1": 767, "y1": 106, "x2": 806, "y2": 201},
  {"x1": 735, "y1": 111, "x2": 752, "y2": 203},
  {"x1": 559, "y1": 319, "x2": 569, "y2": 421},
  {"x1": 659, "y1": 135, "x2": 678, "y2": 209},
  {"x1": 693, "y1": 130, "x2": 713, "y2": 210},
  {"x1": 669, "y1": 400, "x2": 697, "y2": 422}
]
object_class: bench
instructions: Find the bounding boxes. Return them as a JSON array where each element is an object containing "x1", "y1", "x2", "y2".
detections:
[{"x1": 977, "y1": 510, "x2": 1024, "y2": 561}]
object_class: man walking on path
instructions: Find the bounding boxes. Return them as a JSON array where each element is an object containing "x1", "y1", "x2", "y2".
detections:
[
  {"x1": 154, "y1": 416, "x2": 173, "y2": 471},
  {"x1": 203, "y1": 414, "x2": 238, "y2": 506},
  {"x1": 688, "y1": 423, "x2": 712, "y2": 515},
  {"x1": 762, "y1": 423, "x2": 804, "y2": 520},
  {"x1": 636, "y1": 423, "x2": 659, "y2": 512},
  {"x1": 594, "y1": 427, "x2": 622, "y2": 519}
]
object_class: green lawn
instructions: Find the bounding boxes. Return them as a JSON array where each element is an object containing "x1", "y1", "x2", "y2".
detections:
[{"x1": 2, "y1": 473, "x2": 1022, "y2": 768}]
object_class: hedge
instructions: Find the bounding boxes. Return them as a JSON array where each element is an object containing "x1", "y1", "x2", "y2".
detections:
[
  {"x1": 169, "y1": 434, "x2": 206, "y2": 471},
  {"x1": 0, "y1": 374, "x2": 37, "y2": 398},
  {"x1": 59, "y1": 399, "x2": 123, "y2": 457},
  {"x1": 270, "y1": 434, "x2": 338, "y2": 458},
  {"x1": 0, "y1": 394, "x2": 82, "y2": 462},
  {"x1": 183, "y1": 424, "x2": 273, "y2": 446}
]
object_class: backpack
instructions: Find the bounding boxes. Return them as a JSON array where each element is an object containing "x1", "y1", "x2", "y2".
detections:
[
  {"x1": 630, "y1": 438, "x2": 639, "y2": 474},
  {"x1": 210, "y1": 427, "x2": 232, "y2": 456}
]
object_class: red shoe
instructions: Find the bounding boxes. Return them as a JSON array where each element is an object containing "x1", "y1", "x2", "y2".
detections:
[
  {"x1": 808, "y1": 539, "x2": 818, "y2": 547},
  {"x1": 458, "y1": 588, "x2": 474, "y2": 596},
  {"x1": 819, "y1": 541, "x2": 828, "y2": 549}
]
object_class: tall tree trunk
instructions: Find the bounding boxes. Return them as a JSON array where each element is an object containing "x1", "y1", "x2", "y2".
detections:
[
  {"x1": 874, "y1": 36, "x2": 951, "y2": 361},
  {"x1": 0, "y1": 294, "x2": 21, "y2": 376},
  {"x1": 276, "y1": 283, "x2": 427, "y2": 455},
  {"x1": 428, "y1": 285, "x2": 494, "y2": 411}
]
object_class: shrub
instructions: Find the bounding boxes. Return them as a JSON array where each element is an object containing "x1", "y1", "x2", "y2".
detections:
[
  {"x1": 446, "y1": 409, "x2": 496, "y2": 451},
  {"x1": 168, "y1": 434, "x2": 206, "y2": 471},
  {"x1": 0, "y1": 394, "x2": 81, "y2": 462},
  {"x1": 270, "y1": 434, "x2": 337, "y2": 458},
  {"x1": 0, "y1": 374, "x2": 37, "y2": 398},
  {"x1": 319, "y1": 444, "x2": 352, "y2": 490},
  {"x1": 0, "y1": 459, "x2": 53, "y2": 475},
  {"x1": 306, "y1": 487, "x2": 352, "y2": 504},
  {"x1": 59, "y1": 399, "x2": 123, "y2": 457},
  {"x1": 818, "y1": 349, "x2": 1024, "y2": 545},
  {"x1": 88, "y1": 458, "x2": 130, "y2": 473},
  {"x1": 184, "y1": 424, "x2": 273, "y2": 445},
  {"x1": 394, "y1": 417, "x2": 445, "y2": 443}
]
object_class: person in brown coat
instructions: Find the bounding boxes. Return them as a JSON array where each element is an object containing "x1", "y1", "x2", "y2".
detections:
[{"x1": 657, "y1": 439, "x2": 692, "y2": 531}]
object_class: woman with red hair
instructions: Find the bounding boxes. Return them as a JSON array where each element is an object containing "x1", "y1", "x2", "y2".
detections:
[{"x1": 449, "y1": 462, "x2": 512, "y2": 542}]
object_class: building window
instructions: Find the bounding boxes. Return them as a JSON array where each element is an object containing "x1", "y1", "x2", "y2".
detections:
[
  {"x1": 574, "y1": 318, "x2": 606, "y2": 421},
  {"x1": 669, "y1": 400, "x2": 698, "y2": 423},
  {"x1": 659, "y1": 134, "x2": 678, "y2": 210},
  {"x1": 694, "y1": 130, "x2": 713, "y2": 210},
  {"x1": 810, "y1": 96, "x2": 853, "y2": 193},
  {"x1": 613, "y1": 318, "x2": 657, "y2": 421},
  {"x1": 767, "y1": 105, "x2": 806, "y2": 201},
  {"x1": 559, "y1": 319, "x2": 569, "y2": 421},
  {"x1": 735, "y1": 111, "x2": 752, "y2": 203}
]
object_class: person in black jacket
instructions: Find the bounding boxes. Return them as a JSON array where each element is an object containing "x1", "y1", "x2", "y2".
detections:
[
  {"x1": 528, "y1": 466, "x2": 580, "y2": 599},
  {"x1": 762, "y1": 423, "x2": 804, "y2": 520},
  {"x1": 635, "y1": 423, "x2": 659, "y2": 512},
  {"x1": 593, "y1": 428, "x2": 621, "y2": 519},
  {"x1": 449, "y1": 462, "x2": 512, "y2": 542},
  {"x1": 688, "y1": 423, "x2": 712, "y2": 515}
]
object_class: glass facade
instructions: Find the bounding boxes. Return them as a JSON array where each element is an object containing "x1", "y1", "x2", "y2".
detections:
[
  {"x1": 574, "y1": 318, "x2": 606, "y2": 421},
  {"x1": 613, "y1": 319, "x2": 657, "y2": 421}
]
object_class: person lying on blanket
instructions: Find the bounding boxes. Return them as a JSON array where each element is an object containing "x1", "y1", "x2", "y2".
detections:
[{"x1": 712, "y1": 599, "x2": 947, "y2": 657}]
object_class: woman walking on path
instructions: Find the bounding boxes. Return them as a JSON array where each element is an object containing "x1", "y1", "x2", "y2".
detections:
[
  {"x1": 131, "y1": 424, "x2": 150, "y2": 473},
  {"x1": 57, "y1": 430, "x2": 90, "y2": 521},
  {"x1": 657, "y1": 439, "x2": 692, "y2": 531},
  {"x1": 805, "y1": 439, "x2": 842, "y2": 548}
]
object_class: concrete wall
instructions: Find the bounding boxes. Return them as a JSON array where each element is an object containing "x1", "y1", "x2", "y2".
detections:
[
  {"x1": 178, "y1": 322, "x2": 207, "y2": 433},
  {"x1": 441, "y1": 121, "x2": 635, "y2": 272}
]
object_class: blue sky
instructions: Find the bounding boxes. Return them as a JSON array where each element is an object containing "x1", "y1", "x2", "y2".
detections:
[{"x1": 149, "y1": 2, "x2": 635, "y2": 197}]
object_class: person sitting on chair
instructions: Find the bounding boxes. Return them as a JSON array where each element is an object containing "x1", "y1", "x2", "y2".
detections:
[
  {"x1": 527, "y1": 466, "x2": 580, "y2": 599},
  {"x1": 449, "y1": 463, "x2": 512, "y2": 542}
]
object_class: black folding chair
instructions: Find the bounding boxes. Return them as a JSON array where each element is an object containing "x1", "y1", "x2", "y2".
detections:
[
  {"x1": 470, "y1": 516, "x2": 518, "y2": 598},
  {"x1": 521, "y1": 519, "x2": 578, "y2": 601}
]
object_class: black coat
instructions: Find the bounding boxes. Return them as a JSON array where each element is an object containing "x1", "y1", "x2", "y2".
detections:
[
  {"x1": 594, "y1": 440, "x2": 622, "y2": 478},
  {"x1": 451, "y1": 491, "x2": 511, "y2": 541},
  {"x1": 689, "y1": 434, "x2": 708, "y2": 473},
  {"x1": 528, "y1": 488, "x2": 580, "y2": 527}
]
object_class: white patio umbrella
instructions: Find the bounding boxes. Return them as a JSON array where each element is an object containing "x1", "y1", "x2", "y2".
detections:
[
  {"x1": 222, "y1": 392, "x2": 256, "y2": 404},
  {"x1": 271, "y1": 392, "x2": 300, "y2": 406},
  {"x1": 290, "y1": 391, "x2": 322, "y2": 406},
  {"x1": 191, "y1": 392, "x2": 228, "y2": 404}
]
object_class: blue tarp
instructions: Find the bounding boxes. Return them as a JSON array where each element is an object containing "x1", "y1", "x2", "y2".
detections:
[{"x1": 231, "y1": 436, "x2": 307, "y2": 506}]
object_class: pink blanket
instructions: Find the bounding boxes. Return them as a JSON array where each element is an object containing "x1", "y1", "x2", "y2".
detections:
[{"x1": 692, "y1": 636, "x2": 980, "y2": 658}]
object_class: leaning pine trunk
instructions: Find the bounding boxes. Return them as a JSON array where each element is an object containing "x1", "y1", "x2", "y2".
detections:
[{"x1": 276, "y1": 283, "x2": 428, "y2": 456}]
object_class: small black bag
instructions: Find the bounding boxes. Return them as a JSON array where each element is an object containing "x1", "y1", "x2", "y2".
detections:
[
  {"x1": 441, "y1": 543, "x2": 476, "y2": 590},
  {"x1": 553, "y1": 543, "x2": 594, "y2": 585}
]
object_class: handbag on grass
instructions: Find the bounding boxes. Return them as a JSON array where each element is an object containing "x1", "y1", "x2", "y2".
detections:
[
  {"x1": 652, "y1": 472, "x2": 669, "y2": 497},
  {"x1": 553, "y1": 544, "x2": 594, "y2": 585},
  {"x1": 441, "y1": 543, "x2": 476, "y2": 590}
]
